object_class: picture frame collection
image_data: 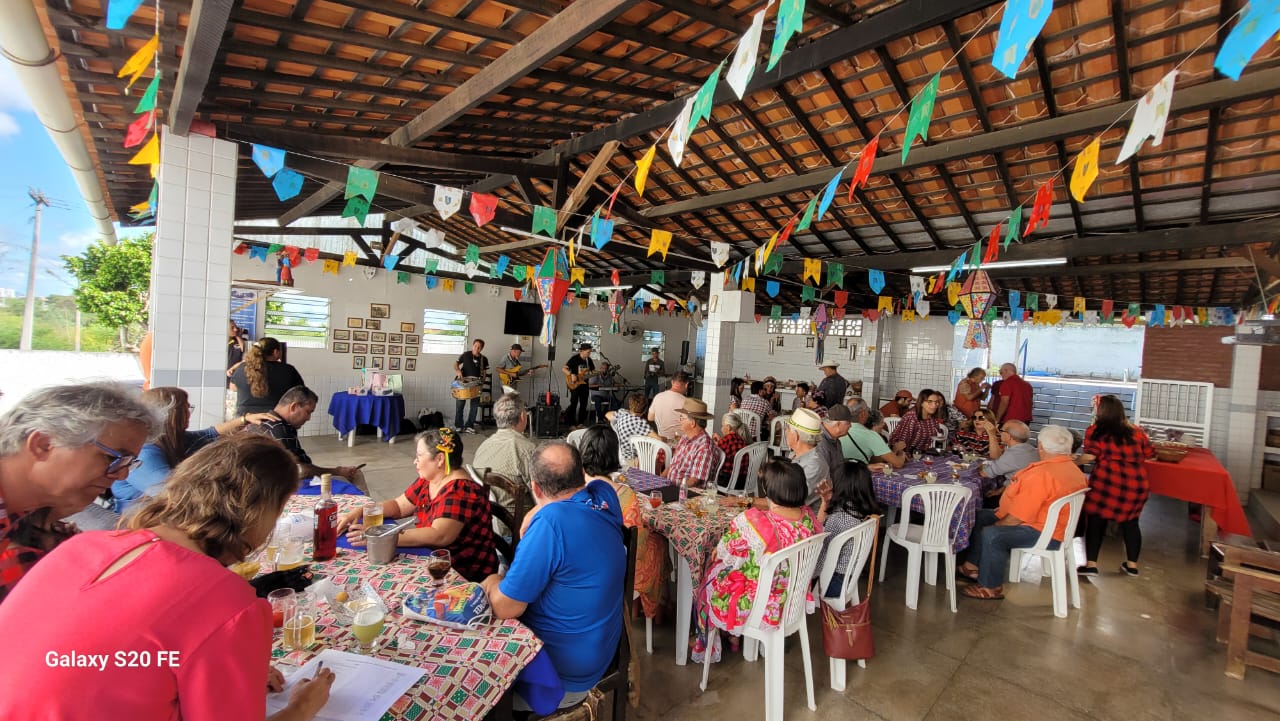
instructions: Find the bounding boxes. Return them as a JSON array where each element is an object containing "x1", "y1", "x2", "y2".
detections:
[{"x1": 339, "y1": 305, "x2": 420, "y2": 371}]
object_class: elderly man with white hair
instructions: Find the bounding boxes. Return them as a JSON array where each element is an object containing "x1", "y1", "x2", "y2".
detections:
[
  {"x1": 473, "y1": 392, "x2": 536, "y2": 534},
  {"x1": 786, "y1": 408, "x2": 829, "y2": 511},
  {"x1": 958, "y1": 425, "x2": 1087, "y2": 601}
]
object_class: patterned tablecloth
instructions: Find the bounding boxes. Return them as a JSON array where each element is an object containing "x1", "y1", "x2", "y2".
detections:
[
  {"x1": 640, "y1": 494, "x2": 747, "y2": 584},
  {"x1": 267, "y1": 496, "x2": 541, "y2": 721},
  {"x1": 872, "y1": 456, "x2": 989, "y2": 553},
  {"x1": 621, "y1": 468, "x2": 677, "y2": 493}
]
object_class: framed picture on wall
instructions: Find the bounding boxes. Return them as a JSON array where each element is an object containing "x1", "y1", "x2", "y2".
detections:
[
  {"x1": 776, "y1": 336, "x2": 784, "y2": 347},
  {"x1": 388, "y1": 357, "x2": 401, "y2": 371},
  {"x1": 371, "y1": 344, "x2": 386, "y2": 355},
  {"x1": 371, "y1": 332, "x2": 387, "y2": 342},
  {"x1": 365, "y1": 319, "x2": 382, "y2": 331},
  {"x1": 389, "y1": 333, "x2": 404, "y2": 344},
  {"x1": 400, "y1": 322, "x2": 415, "y2": 333},
  {"x1": 333, "y1": 329, "x2": 350, "y2": 341},
  {"x1": 406, "y1": 334, "x2": 419, "y2": 345},
  {"x1": 370, "y1": 303, "x2": 390, "y2": 318},
  {"x1": 352, "y1": 343, "x2": 368, "y2": 354},
  {"x1": 353, "y1": 330, "x2": 369, "y2": 342},
  {"x1": 388, "y1": 345, "x2": 402, "y2": 356},
  {"x1": 838, "y1": 337, "x2": 848, "y2": 349},
  {"x1": 371, "y1": 357, "x2": 384, "y2": 369},
  {"x1": 332, "y1": 342, "x2": 350, "y2": 353},
  {"x1": 404, "y1": 358, "x2": 416, "y2": 371},
  {"x1": 805, "y1": 337, "x2": 815, "y2": 348},
  {"x1": 405, "y1": 345, "x2": 418, "y2": 357},
  {"x1": 346, "y1": 318, "x2": 363, "y2": 329},
  {"x1": 353, "y1": 356, "x2": 365, "y2": 369}
]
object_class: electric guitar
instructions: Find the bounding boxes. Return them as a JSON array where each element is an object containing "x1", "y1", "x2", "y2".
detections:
[
  {"x1": 563, "y1": 366, "x2": 605, "y2": 391},
  {"x1": 498, "y1": 363, "x2": 547, "y2": 385}
]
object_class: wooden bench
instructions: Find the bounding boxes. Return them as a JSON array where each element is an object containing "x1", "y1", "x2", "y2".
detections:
[{"x1": 1206, "y1": 543, "x2": 1280, "y2": 679}]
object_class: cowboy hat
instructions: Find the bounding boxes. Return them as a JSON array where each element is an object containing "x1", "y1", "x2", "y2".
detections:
[{"x1": 673, "y1": 397, "x2": 714, "y2": 420}]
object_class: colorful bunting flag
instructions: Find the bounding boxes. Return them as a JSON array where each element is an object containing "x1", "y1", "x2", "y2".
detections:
[
  {"x1": 134, "y1": 74, "x2": 160, "y2": 114},
  {"x1": 847, "y1": 136, "x2": 879, "y2": 201},
  {"x1": 765, "y1": 280, "x2": 780, "y2": 297},
  {"x1": 107, "y1": 0, "x2": 145, "y2": 29},
  {"x1": 877, "y1": 296, "x2": 894, "y2": 314},
  {"x1": 267, "y1": 244, "x2": 284, "y2": 254},
  {"x1": 691, "y1": 270, "x2": 706, "y2": 289},
  {"x1": 992, "y1": 0, "x2": 1054, "y2": 79},
  {"x1": 947, "y1": 282, "x2": 962, "y2": 306},
  {"x1": 651, "y1": 270, "x2": 665, "y2": 287},
  {"x1": 123, "y1": 110, "x2": 155, "y2": 149},
  {"x1": 710, "y1": 241, "x2": 731, "y2": 268},
  {"x1": 424, "y1": 259, "x2": 439, "y2": 274},
  {"x1": 303, "y1": 248, "x2": 320, "y2": 263},
  {"x1": 827, "y1": 262, "x2": 844, "y2": 289},
  {"x1": 251, "y1": 144, "x2": 286, "y2": 178},
  {"x1": 464, "y1": 282, "x2": 475, "y2": 295},
  {"x1": 983, "y1": 223, "x2": 1001, "y2": 263},
  {"x1": 648, "y1": 229, "x2": 672, "y2": 260},
  {"x1": 868, "y1": 269, "x2": 885, "y2": 294},
  {"x1": 397, "y1": 271, "x2": 410, "y2": 284},
  {"x1": 771, "y1": 304, "x2": 783, "y2": 319},
  {"x1": 442, "y1": 279, "x2": 455, "y2": 293},
  {"x1": 434, "y1": 185, "x2": 463, "y2": 219},
  {"x1": 1214, "y1": 1, "x2": 1280, "y2": 80},
  {"x1": 727, "y1": 5, "x2": 769, "y2": 99},
  {"x1": 1003, "y1": 206, "x2": 1022, "y2": 250},
  {"x1": 634, "y1": 144, "x2": 657, "y2": 197},
  {"x1": 233, "y1": 243, "x2": 250, "y2": 256},
  {"x1": 741, "y1": 277, "x2": 756, "y2": 293},
  {"x1": 833, "y1": 290, "x2": 848, "y2": 307},
  {"x1": 797, "y1": 197, "x2": 818, "y2": 231},
  {"x1": 531, "y1": 205, "x2": 557, "y2": 237},
  {"x1": 342, "y1": 196, "x2": 370, "y2": 225},
  {"x1": 117, "y1": 34, "x2": 159, "y2": 89},
  {"x1": 803, "y1": 258, "x2": 822, "y2": 285},
  {"x1": 1073, "y1": 296, "x2": 1086, "y2": 316},
  {"x1": 1024, "y1": 177, "x2": 1054, "y2": 237},
  {"x1": 424, "y1": 275, "x2": 438, "y2": 289},
  {"x1": 817, "y1": 170, "x2": 842, "y2": 219},
  {"x1": 570, "y1": 267, "x2": 585, "y2": 286},
  {"x1": 1070, "y1": 138, "x2": 1100, "y2": 203},
  {"x1": 917, "y1": 300, "x2": 931, "y2": 317},
  {"x1": 801, "y1": 286, "x2": 816, "y2": 302},
  {"x1": 768, "y1": 0, "x2": 805, "y2": 72},
  {"x1": 667, "y1": 98, "x2": 696, "y2": 167},
  {"x1": 249, "y1": 246, "x2": 269, "y2": 262},
  {"x1": 1045, "y1": 293, "x2": 1058, "y2": 309},
  {"x1": 342, "y1": 251, "x2": 357, "y2": 267},
  {"x1": 1116, "y1": 70, "x2": 1177, "y2": 164},
  {"x1": 382, "y1": 254, "x2": 400, "y2": 271},
  {"x1": 610, "y1": 269, "x2": 621, "y2": 285},
  {"x1": 495, "y1": 255, "x2": 511, "y2": 278},
  {"x1": 1150, "y1": 304, "x2": 1166, "y2": 327},
  {"x1": 1027, "y1": 292, "x2": 1039, "y2": 311},
  {"x1": 469, "y1": 193, "x2": 498, "y2": 227},
  {"x1": 344, "y1": 167, "x2": 379, "y2": 203},
  {"x1": 762, "y1": 250, "x2": 784, "y2": 276},
  {"x1": 591, "y1": 213, "x2": 615, "y2": 250},
  {"x1": 689, "y1": 61, "x2": 724, "y2": 132},
  {"x1": 127, "y1": 134, "x2": 159, "y2": 168},
  {"x1": 902, "y1": 73, "x2": 940, "y2": 163}
]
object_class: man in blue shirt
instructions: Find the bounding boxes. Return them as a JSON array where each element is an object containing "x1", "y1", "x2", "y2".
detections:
[{"x1": 481, "y1": 441, "x2": 625, "y2": 711}]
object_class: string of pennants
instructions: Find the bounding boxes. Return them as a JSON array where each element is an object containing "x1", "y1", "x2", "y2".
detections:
[{"x1": 107, "y1": 0, "x2": 162, "y2": 221}]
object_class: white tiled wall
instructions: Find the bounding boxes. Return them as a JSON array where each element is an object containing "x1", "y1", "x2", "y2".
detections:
[
  {"x1": 729, "y1": 315, "x2": 879, "y2": 402},
  {"x1": 153, "y1": 129, "x2": 236, "y2": 429},
  {"x1": 877, "y1": 317, "x2": 959, "y2": 404}
]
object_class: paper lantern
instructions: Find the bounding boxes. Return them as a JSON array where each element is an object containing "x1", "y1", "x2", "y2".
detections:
[
  {"x1": 958, "y1": 270, "x2": 998, "y2": 319},
  {"x1": 534, "y1": 247, "x2": 570, "y2": 346}
]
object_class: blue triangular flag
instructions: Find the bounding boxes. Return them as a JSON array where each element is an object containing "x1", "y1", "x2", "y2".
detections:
[
  {"x1": 249, "y1": 246, "x2": 269, "y2": 262},
  {"x1": 1214, "y1": 2, "x2": 1280, "y2": 81},
  {"x1": 425, "y1": 275, "x2": 439, "y2": 289},
  {"x1": 766, "y1": 280, "x2": 780, "y2": 297},
  {"x1": 383, "y1": 254, "x2": 400, "y2": 271},
  {"x1": 271, "y1": 169, "x2": 304, "y2": 201},
  {"x1": 816, "y1": 169, "x2": 843, "y2": 219},
  {"x1": 251, "y1": 145, "x2": 286, "y2": 178},
  {"x1": 591, "y1": 214, "x2": 614, "y2": 250},
  {"x1": 495, "y1": 255, "x2": 511, "y2": 277},
  {"x1": 992, "y1": 0, "x2": 1054, "y2": 79},
  {"x1": 106, "y1": 0, "x2": 145, "y2": 29},
  {"x1": 947, "y1": 308, "x2": 961, "y2": 325},
  {"x1": 1009, "y1": 290, "x2": 1021, "y2": 308},
  {"x1": 868, "y1": 269, "x2": 885, "y2": 294},
  {"x1": 1150, "y1": 304, "x2": 1166, "y2": 327}
]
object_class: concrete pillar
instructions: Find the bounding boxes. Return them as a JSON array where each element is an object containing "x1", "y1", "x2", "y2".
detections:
[
  {"x1": 1225, "y1": 344, "x2": 1262, "y2": 497},
  {"x1": 702, "y1": 272, "x2": 737, "y2": 420},
  {"x1": 150, "y1": 128, "x2": 237, "y2": 428}
]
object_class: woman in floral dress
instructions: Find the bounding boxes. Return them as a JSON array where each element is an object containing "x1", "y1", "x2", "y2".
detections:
[{"x1": 691, "y1": 460, "x2": 822, "y2": 663}]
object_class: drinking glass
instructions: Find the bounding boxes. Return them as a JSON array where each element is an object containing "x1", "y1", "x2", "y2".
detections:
[
  {"x1": 648, "y1": 491, "x2": 663, "y2": 509},
  {"x1": 350, "y1": 602, "x2": 387, "y2": 654},
  {"x1": 282, "y1": 591, "x2": 317, "y2": 660},
  {"x1": 267, "y1": 588, "x2": 295, "y2": 630},
  {"x1": 428, "y1": 549, "x2": 452, "y2": 589},
  {"x1": 362, "y1": 500, "x2": 385, "y2": 530},
  {"x1": 265, "y1": 518, "x2": 289, "y2": 571}
]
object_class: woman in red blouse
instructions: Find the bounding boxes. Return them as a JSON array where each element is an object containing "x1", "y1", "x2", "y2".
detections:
[
  {"x1": 714, "y1": 413, "x2": 750, "y2": 488},
  {"x1": 889, "y1": 389, "x2": 948, "y2": 454},
  {"x1": 339, "y1": 428, "x2": 497, "y2": 581},
  {"x1": 1076, "y1": 395, "x2": 1155, "y2": 577}
]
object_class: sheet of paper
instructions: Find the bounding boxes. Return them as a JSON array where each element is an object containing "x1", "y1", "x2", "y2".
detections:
[{"x1": 266, "y1": 649, "x2": 426, "y2": 721}]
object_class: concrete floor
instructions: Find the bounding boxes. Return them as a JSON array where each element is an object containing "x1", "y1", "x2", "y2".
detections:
[{"x1": 307, "y1": 431, "x2": 1280, "y2": 721}]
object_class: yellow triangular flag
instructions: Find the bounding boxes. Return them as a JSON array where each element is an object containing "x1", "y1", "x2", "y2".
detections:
[
  {"x1": 635, "y1": 144, "x2": 657, "y2": 197},
  {"x1": 128, "y1": 134, "x2": 159, "y2": 167},
  {"x1": 1069, "y1": 138, "x2": 1100, "y2": 203},
  {"x1": 570, "y1": 267, "x2": 585, "y2": 285},
  {"x1": 149, "y1": 162, "x2": 158, "y2": 178},
  {"x1": 802, "y1": 257, "x2": 822, "y2": 285},
  {"x1": 755, "y1": 232, "x2": 779, "y2": 273},
  {"x1": 1073, "y1": 296, "x2": 1086, "y2": 315},
  {"x1": 129, "y1": 199, "x2": 150, "y2": 214},
  {"x1": 741, "y1": 277, "x2": 755, "y2": 292},
  {"x1": 342, "y1": 251, "x2": 357, "y2": 267},
  {"x1": 117, "y1": 34, "x2": 159, "y2": 89},
  {"x1": 442, "y1": 279, "x2": 455, "y2": 292},
  {"x1": 903, "y1": 309, "x2": 917, "y2": 322},
  {"x1": 650, "y1": 298, "x2": 661, "y2": 311},
  {"x1": 947, "y1": 282, "x2": 962, "y2": 307},
  {"x1": 648, "y1": 229, "x2": 672, "y2": 260},
  {"x1": 322, "y1": 259, "x2": 339, "y2": 275},
  {"x1": 579, "y1": 298, "x2": 588, "y2": 309},
  {"x1": 878, "y1": 296, "x2": 894, "y2": 314}
]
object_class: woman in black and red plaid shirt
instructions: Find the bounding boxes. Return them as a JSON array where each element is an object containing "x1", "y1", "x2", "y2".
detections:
[
  {"x1": 714, "y1": 413, "x2": 751, "y2": 489},
  {"x1": 1076, "y1": 395, "x2": 1155, "y2": 577}
]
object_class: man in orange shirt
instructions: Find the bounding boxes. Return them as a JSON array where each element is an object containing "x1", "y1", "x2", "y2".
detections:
[{"x1": 958, "y1": 425, "x2": 1086, "y2": 600}]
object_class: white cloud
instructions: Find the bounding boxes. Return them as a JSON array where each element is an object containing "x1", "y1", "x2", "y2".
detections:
[
  {"x1": 0, "y1": 59, "x2": 35, "y2": 113},
  {"x1": 0, "y1": 112, "x2": 18, "y2": 138},
  {"x1": 55, "y1": 228, "x2": 100, "y2": 253}
]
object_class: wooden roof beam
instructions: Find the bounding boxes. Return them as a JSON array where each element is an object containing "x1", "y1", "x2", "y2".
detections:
[
  {"x1": 168, "y1": 0, "x2": 235, "y2": 135},
  {"x1": 1029, "y1": 39, "x2": 1084, "y2": 237}
]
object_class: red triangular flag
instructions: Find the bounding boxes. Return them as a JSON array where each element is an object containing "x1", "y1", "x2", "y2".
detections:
[
  {"x1": 1024, "y1": 178, "x2": 1055, "y2": 237},
  {"x1": 604, "y1": 185, "x2": 623, "y2": 218},
  {"x1": 233, "y1": 242, "x2": 249, "y2": 255},
  {"x1": 1101, "y1": 299, "x2": 1114, "y2": 321},
  {"x1": 983, "y1": 223, "x2": 1001, "y2": 263},
  {"x1": 611, "y1": 269, "x2": 620, "y2": 285},
  {"x1": 303, "y1": 248, "x2": 320, "y2": 263},
  {"x1": 124, "y1": 110, "x2": 155, "y2": 149},
  {"x1": 833, "y1": 307, "x2": 846, "y2": 319},
  {"x1": 833, "y1": 290, "x2": 848, "y2": 307},
  {"x1": 865, "y1": 309, "x2": 880, "y2": 322},
  {"x1": 469, "y1": 193, "x2": 498, "y2": 227},
  {"x1": 513, "y1": 289, "x2": 523, "y2": 300},
  {"x1": 285, "y1": 246, "x2": 301, "y2": 265},
  {"x1": 847, "y1": 136, "x2": 879, "y2": 201},
  {"x1": 754, "y1": 313, "x2": 762, "y2": 323},
  {"x1": 777, "y1": 216, "x2": 798, "y2": 246}
]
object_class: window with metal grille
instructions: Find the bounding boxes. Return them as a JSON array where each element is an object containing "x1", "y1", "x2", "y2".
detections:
[
  {"x1": 572, "y1": 323, "x2": 602, "y2": 350},
  {"x1": 421, "y1": 308, "x2": 469, "y2": 355},
  {"x1": 766, "y1": 316, "x2": 863, "y2": 336},
  {"x1": 264, "y1": 293, "x2": 329, "y2": 348},
  {"x1": 641, "y1": 330, "x2": 665, "y2": 363}
]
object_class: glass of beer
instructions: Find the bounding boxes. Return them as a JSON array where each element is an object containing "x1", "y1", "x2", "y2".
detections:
[
  {"x1": 362, "y1": 500, "x2": 385, "y2": 530},
  {"x1": 351, "y1": 603, "x2": 386, "y2": 654},
  {"x1": 282, "y1": 591, "x2": 317, "y2": 660},
  {"x1": 648, "y1": 491, "x2": 663, "y2": 509},
  {"x1": 428, "y1": 549, "x2": 452, "y2": 589}
]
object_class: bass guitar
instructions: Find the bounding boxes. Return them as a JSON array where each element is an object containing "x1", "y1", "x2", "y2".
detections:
[{"x1": 497, "y1": 363, "x2": 548, "y2": 385}]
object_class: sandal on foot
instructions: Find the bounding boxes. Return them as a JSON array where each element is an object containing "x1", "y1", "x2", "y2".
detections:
[{"x1": 960, "y1": 585, "x2": 1004, "y2": 600}]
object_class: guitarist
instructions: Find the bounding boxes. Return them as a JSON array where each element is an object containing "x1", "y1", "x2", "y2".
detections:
[
  {"x1": 563, "y1": 343, "x2": 596, "y2": 428},
  {"x1": 496, "y1": 343, "x2": 547, "y2": 390}
]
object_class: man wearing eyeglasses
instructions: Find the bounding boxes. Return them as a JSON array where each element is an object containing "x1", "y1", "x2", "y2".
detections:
[
  {"x1": 0, "y1": 383, "x2": 162, "y2": 603},
  {"x1": 978, "y1": 420, "x2": 1038, "y2": 505},
  {"x1": 251, "y1": 385, "x2": 367, "y2": 493}
]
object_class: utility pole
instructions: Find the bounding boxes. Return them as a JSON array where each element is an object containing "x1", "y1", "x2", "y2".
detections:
[{"x1": 20, "y1": 189, "x2": 50, "y2": 351}]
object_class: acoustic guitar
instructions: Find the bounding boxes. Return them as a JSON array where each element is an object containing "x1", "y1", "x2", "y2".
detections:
[
  {"x1": 497, "y1": 363, "x2": 547, "y2": 385},
  {"x1": 563, "y1": 366, "x2": 604, "y2": 391}
]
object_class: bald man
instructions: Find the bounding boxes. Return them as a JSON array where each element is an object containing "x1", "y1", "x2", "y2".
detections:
[{"x1": 993, "y1": 363, "x2": 1034, "y2": 424}]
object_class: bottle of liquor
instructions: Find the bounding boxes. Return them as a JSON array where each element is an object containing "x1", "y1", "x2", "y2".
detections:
[
  {"x1": 678, "y1": 478, "x2": 688, "y2": 502},
  {"x1": 313, "y1": 474, "x2": 338, "y2": 561}
]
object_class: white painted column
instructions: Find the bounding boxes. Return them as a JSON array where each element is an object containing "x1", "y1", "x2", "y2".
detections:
[
  {"x1": 151, "y1": 127, "x2": 237, "y2": 428},
  {"x1": 702, "y1": 272, "x2": 737, "y2": 420},
  {"x1": 1225, "y1": 344, "x2": 1262, "y2": 497}
]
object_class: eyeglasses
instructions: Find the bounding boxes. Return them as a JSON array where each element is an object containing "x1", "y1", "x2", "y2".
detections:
[{"x1": 91, "y1": 439, "x2": 142, "y2": 474}]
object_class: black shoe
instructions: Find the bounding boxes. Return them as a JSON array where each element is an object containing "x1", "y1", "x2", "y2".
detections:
[
  {"x1": 1077, "y1": 566, "x2": 1099, "y2": 576},
  {"x1": 1120, "y1": 563, "x2": 1139, "y2": 577}
]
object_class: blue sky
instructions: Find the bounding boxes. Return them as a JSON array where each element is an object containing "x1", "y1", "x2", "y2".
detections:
[{"x1": 0, "y1": 59, "x2": 147, "y2": 298}]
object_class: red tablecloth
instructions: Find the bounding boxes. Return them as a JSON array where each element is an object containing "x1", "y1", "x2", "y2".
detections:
[{"x1": 1146, "y1": 448, "x2": 1251, "y2": 537}]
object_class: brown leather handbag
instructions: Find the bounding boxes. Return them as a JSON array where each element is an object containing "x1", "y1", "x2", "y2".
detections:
[{"x1": 820, "y1": 519, "x2": 878, "y2": 661}]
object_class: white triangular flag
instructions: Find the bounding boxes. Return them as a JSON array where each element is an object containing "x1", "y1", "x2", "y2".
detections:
[
  {"x1": 1116, "y1": 70, "x2": 1177, "y2": 164},
  {"x1": 710, "y1": 241, "x2": 730, "y2": 268},
  {"x1": 800, "y1": 307, "x2": 812, "y2": 320},
  {"x1": 916, "y1": 300, "x2": 931, "y2": 317},
  {"x1": 423, "y1": 228, "x2": 445, "y2": 247},
  {"x1": 690, "y1": 270, "x2": 706, "y2": 289},
  {"x1": 726, "y1": 4, "x2": 770, "y2": 99},
  {"x1": 390, "y1": 216, "x2": 419, "y2": 235},
  {"x1": 1083, "y1": 310, "x2": 1099, "y2": 326},
  {"x1": 666, "y1": 97, "x2": 696, "y2": 168},
  {"x1": 434, "y1": 185, "x2": 464, "y2": 219},
  {"x1": 464, "y1": 261, "x2": 479, "y2": 278},
  {"x1": 1045, "y1": 294, "x2": 1058, "y2": 309}
]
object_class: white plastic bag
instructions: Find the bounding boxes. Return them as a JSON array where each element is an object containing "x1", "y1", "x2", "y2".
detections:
[{"x1": 1019, "y1": 553, "x2": 1046, "y2": 583}]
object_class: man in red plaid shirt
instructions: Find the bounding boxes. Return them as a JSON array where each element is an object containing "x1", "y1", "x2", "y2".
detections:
[
  {"x1": 738, "y1": 381, "x2": 775, "y2": 441},
  {"x1": 666, "y1": 398, "x2": 717, "y2": 487}
]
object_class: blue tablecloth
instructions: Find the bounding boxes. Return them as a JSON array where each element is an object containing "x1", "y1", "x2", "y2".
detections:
[{"x1": 327, "y1": 391, "x2": 404, "y2": 442}]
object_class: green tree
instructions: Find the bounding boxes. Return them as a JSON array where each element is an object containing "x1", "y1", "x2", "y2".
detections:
[{"x1": 62, "y1": 233, "x2": 152, "y2": 349}]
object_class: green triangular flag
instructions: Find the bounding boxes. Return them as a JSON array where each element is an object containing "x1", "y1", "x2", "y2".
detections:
[
  {"x1": 134, "y1": 74, "x2": 160, "y2": 114},
  {"x1": 267, "y1": 244, "x2": 283, "y2": 254},
  {"x1": 1027, "y1": 292, "x2": 1039, "y2": 311},
  {"x1": 465, "y1": 282, "x2": 475, "y2": 295},
  {"x1": 1003, "y1": 206, "x2": 1023, "y2": 250},
  {"x1": 827, "y1": 262, "x2": 844, "y2": 288},
  {"x1": 341, "y1": 196, "x2": 370, "y2": 225},
  {"x1": 465, "y1": 244, "x2": 480, "y2": 264},
  {"x1": 651, "y1": 270, "x2": 665, "y2": 287},
  {"x1": 763, "y1": 251, "x2": 784, "y2": 276},
  {"x1": 797, "y1": 196, "x2": 818, "y2": 231},
  {"x1": 396, "y1": 271, "x2": 409, "y2": 284},
  {"x1": 901, "y1": 73, "x2": 940, "y2": 163},
  {"x1": 801, "y1": 285, "x2": 816, "y2": 302},
  {"x1": 968, "y1": 243, "x2": 982, "y2": 269},
  {"x1": 147, "y1": 181, "x2": 158, "y2": 208},
  {"x1": 531, "y1": 205, "x2": 556, "y2": 237},
  {"x1": 689, "y1": 61, "x2": 725, "y2": 132},
  {"x1": 983, "y1": 305, "x2": 998, "y2": 321},
  {"x1": 513, "y1": 265, "x2": 527, "y2": 282},
  {"x1": 345, "y1": 167, "x2": 379, "y2": 201},
  {"x1": 424, "y1": 259, "x2": 439, "y2": 274},
  {"x1": 771, "y1": 304, "x2": 782, "y2": 319},
  {"x1": 768, "y1": 0, "x2": 805, "y2": 72}
]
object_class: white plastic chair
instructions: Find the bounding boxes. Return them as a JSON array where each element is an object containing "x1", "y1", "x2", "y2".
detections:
[
  {"x1": 718, "y1": 441, "x2": 770, "y2": 496},
  {"x1": 700, "y1": 533, "x2": 828, "y2": 721},
  {"x1": 879, "y1": 483, "x2": 972, "y2": 612},
  {"x1": 631, "y1": 436, "x2": 671, "y2": 474},
  {"x1": 705, "y1": 446, "x2": 725, "y2": 491},
  {"x1": 768, "y1": 415, "x2": 790, "y2": 456},
  {"x1": 883, "y1": 416, "x2": 902, "y2": 437},
  {"x1": 732, "y1": 409, "x2": 762, "y2": 442},
  {"x1": 815, "y1": 516, "x2": 879, "y2": 689},
  {"x1": 1008, "y1": 488, "x2": 1089, "y2": 618},
  {"x1": 565, "y1": 427, "x2": 587, "y2": 449}
]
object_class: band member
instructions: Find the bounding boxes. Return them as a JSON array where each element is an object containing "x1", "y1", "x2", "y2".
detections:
[
  {"x1": 496, "y1": 343, "x2": 546, "y2": 391},
  {"x1": 454, "y1": 339, "x2": 488, "y2": 433},
  {"x1": 563, "y1": 343, "x2": 595, "y2": 428}
]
